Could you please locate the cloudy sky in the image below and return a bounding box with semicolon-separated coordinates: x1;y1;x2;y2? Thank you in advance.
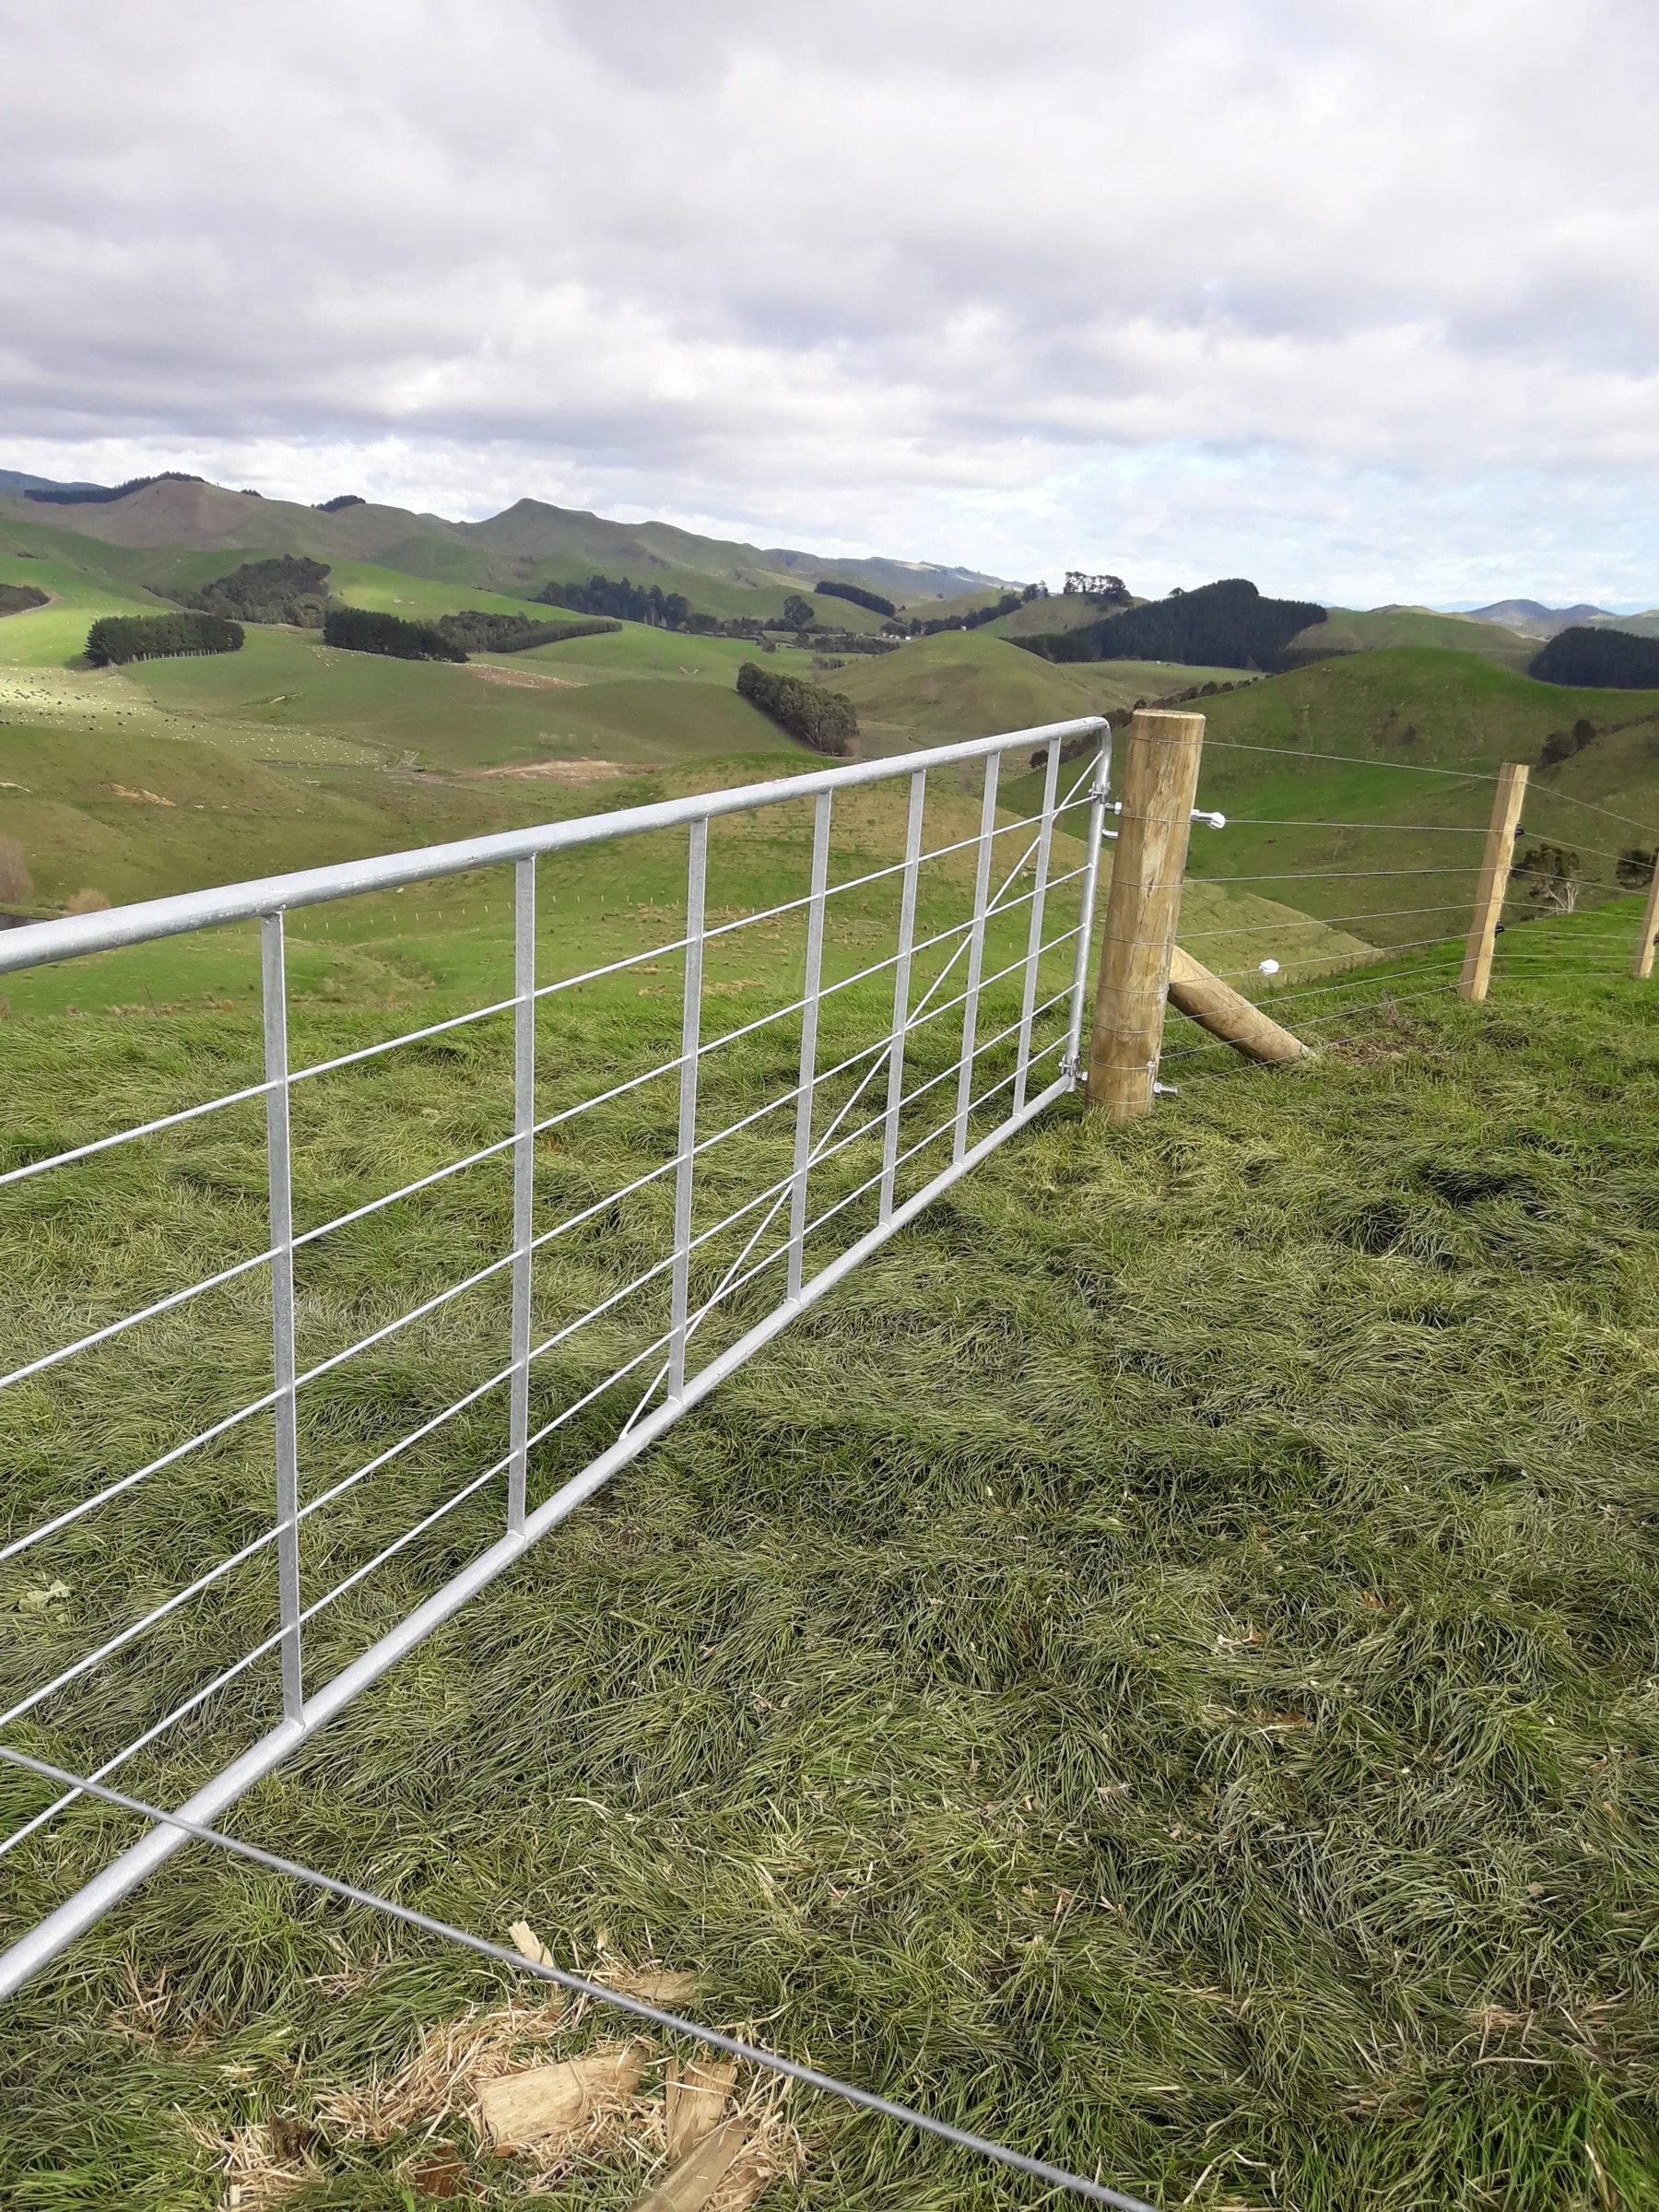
4;0;1656;606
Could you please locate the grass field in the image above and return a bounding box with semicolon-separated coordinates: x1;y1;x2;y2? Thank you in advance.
1;895;1656;2207
1288;608;1537;672
5;554;1659;2208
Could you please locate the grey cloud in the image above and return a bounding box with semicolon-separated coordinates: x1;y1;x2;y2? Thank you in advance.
3;0;1657;599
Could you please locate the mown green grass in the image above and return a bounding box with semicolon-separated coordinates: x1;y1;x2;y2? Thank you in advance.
1;906;1657;2208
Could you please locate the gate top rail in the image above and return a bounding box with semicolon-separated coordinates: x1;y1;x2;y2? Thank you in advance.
0;715;1106;976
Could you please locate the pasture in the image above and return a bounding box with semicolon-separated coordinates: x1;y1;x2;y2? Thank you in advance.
1;912;1656;2208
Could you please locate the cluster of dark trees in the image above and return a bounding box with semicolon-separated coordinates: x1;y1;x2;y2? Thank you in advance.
535;573;695;629
0;583;49;618
316;494;366;512
1017;578;1326;672
169;555;332;628
322;607;466;662
814;579;896;618
28;472;204;507
86;612;243;665
432;610;619;653
735;661;858;756
1537;715;1599;768
1063;571;1131;604
1530;627;1659;689
1512;842;1583;914
1617;846;1656;888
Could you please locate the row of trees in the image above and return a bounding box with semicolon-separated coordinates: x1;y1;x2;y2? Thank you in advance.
432;610;620;653
898;590;1025;639
735;662;858;756
535;574;696;629
86;612;243;665
322;607;465;662
814;578;896;618
0;583;48;618
28;472;204;507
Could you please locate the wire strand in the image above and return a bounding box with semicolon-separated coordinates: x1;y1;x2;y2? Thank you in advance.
0;1742;1159;2212
1204;739;1497;780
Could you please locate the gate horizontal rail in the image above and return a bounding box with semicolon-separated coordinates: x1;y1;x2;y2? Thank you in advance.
0;715;1109;1997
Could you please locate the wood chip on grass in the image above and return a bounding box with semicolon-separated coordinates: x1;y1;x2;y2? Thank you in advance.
511;1918;701;2008
666;2055;738;2159
631;2115;748;2210
477;2043;646;2152
313;1993;572;2141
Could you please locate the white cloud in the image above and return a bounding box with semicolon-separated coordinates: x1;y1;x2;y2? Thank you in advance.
3;0;1656;602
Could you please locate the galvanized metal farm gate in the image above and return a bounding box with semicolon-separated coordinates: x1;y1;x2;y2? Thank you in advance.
0;715;1110;1994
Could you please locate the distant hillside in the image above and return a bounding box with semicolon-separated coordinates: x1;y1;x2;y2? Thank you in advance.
1588;607;1659;641
0;468;106;496
1458;598;1612;640
1291;605;1535;671
1018;577;1326;673
0;473;1007;628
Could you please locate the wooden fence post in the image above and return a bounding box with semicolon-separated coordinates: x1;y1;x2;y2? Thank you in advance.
1087;708;1206;1121
1458;761;1528;1003
1633;858;1659;981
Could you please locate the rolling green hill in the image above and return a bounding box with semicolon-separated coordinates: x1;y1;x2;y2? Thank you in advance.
0;520;174;666
1292;604;1536;670
0;478;1005;628
830;630;1256;748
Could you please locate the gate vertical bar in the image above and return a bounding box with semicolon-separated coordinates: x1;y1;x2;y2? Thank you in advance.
953;752;1001;1160
668;817;709;1398
1064;726;1112;1086
506;858;535;1535
788;792;832;1298
1013;735;1063;1115
880;771;927;1221
260;913;303;1723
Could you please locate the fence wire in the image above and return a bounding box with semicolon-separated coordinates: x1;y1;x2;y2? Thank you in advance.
1163;736;1657;1074
0;717;1110;2000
